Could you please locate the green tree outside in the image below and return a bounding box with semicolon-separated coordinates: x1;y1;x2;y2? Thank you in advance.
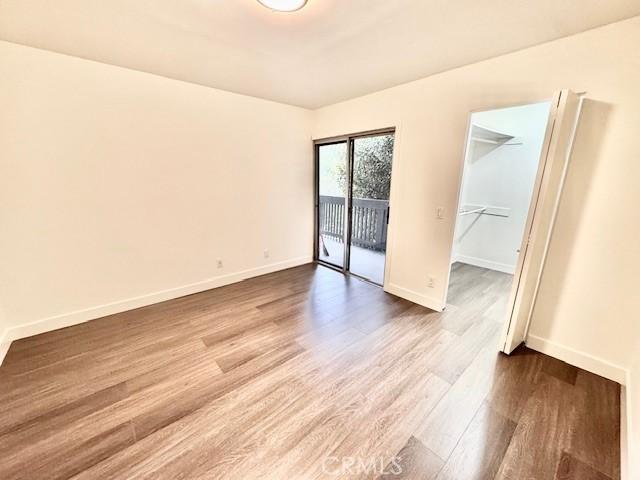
336;134;394;200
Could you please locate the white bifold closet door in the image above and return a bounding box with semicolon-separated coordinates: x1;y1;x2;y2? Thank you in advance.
501;90;583;354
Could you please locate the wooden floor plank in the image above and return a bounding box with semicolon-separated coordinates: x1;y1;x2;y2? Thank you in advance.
414;345;502;461
555;451;613;480
0;263;620;479
380;436;443;480
567;371;621;479
486;345;545;423
435;402;516;480
494;373;582;480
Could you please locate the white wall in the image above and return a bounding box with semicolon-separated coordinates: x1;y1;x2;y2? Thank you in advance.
313;16;640;384
453;102;550;274
0;41;314;347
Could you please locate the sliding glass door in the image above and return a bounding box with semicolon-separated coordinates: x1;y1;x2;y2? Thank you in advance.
315;131;394;285
316;142;348;268
348;134;393;284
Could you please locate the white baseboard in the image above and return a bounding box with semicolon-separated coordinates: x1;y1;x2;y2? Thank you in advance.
385;283;444;312
453;254;515;274
0;256;312;366
527;333;631;478
525;334;627;384
621;384;629;480
624;368;639;480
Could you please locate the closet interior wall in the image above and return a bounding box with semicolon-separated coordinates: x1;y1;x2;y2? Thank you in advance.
452;102;551;274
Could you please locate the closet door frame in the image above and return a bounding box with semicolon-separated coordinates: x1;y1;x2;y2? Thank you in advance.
444;98;554;313
500;90;583;353
313;128;396;285
445;90;583;355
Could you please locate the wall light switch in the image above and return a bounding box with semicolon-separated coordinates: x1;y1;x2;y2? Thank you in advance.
436;207;445;219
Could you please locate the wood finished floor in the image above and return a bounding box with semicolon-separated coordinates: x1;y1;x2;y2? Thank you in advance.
0;263;620;479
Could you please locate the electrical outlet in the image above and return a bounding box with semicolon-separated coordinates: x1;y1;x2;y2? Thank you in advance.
263;249;270;259
427;276;435;288
217;259;223;269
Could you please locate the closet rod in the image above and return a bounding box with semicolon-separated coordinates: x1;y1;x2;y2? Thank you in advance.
459;207;486;216
458;207;510;218
480;212;509;218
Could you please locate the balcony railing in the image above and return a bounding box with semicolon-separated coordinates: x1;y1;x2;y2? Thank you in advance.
319;195;389;252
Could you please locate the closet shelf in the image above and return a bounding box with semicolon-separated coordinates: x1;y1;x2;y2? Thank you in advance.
470;124;520;145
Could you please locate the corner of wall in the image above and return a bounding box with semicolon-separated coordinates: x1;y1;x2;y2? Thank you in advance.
526;336;634;478
621;379;630;480
624;346;640;480
0;306;10;365
0;330;10;366
0;256;312;366
385;283;445;312
525;334;627;384
620;383;627;480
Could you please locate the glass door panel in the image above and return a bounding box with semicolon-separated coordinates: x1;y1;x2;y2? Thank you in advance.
348;134;394;284
317;142;348;268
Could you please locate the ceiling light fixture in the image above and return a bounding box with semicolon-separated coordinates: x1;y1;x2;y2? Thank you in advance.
256;0;308;12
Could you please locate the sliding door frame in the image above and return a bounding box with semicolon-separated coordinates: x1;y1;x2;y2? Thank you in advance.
314;127;396;285
313;139;350;270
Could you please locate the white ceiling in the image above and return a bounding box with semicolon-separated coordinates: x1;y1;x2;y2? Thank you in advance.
1;0;639;108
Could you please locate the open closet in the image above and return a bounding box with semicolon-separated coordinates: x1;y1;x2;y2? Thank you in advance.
446;92;583;354
452;102;551;275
